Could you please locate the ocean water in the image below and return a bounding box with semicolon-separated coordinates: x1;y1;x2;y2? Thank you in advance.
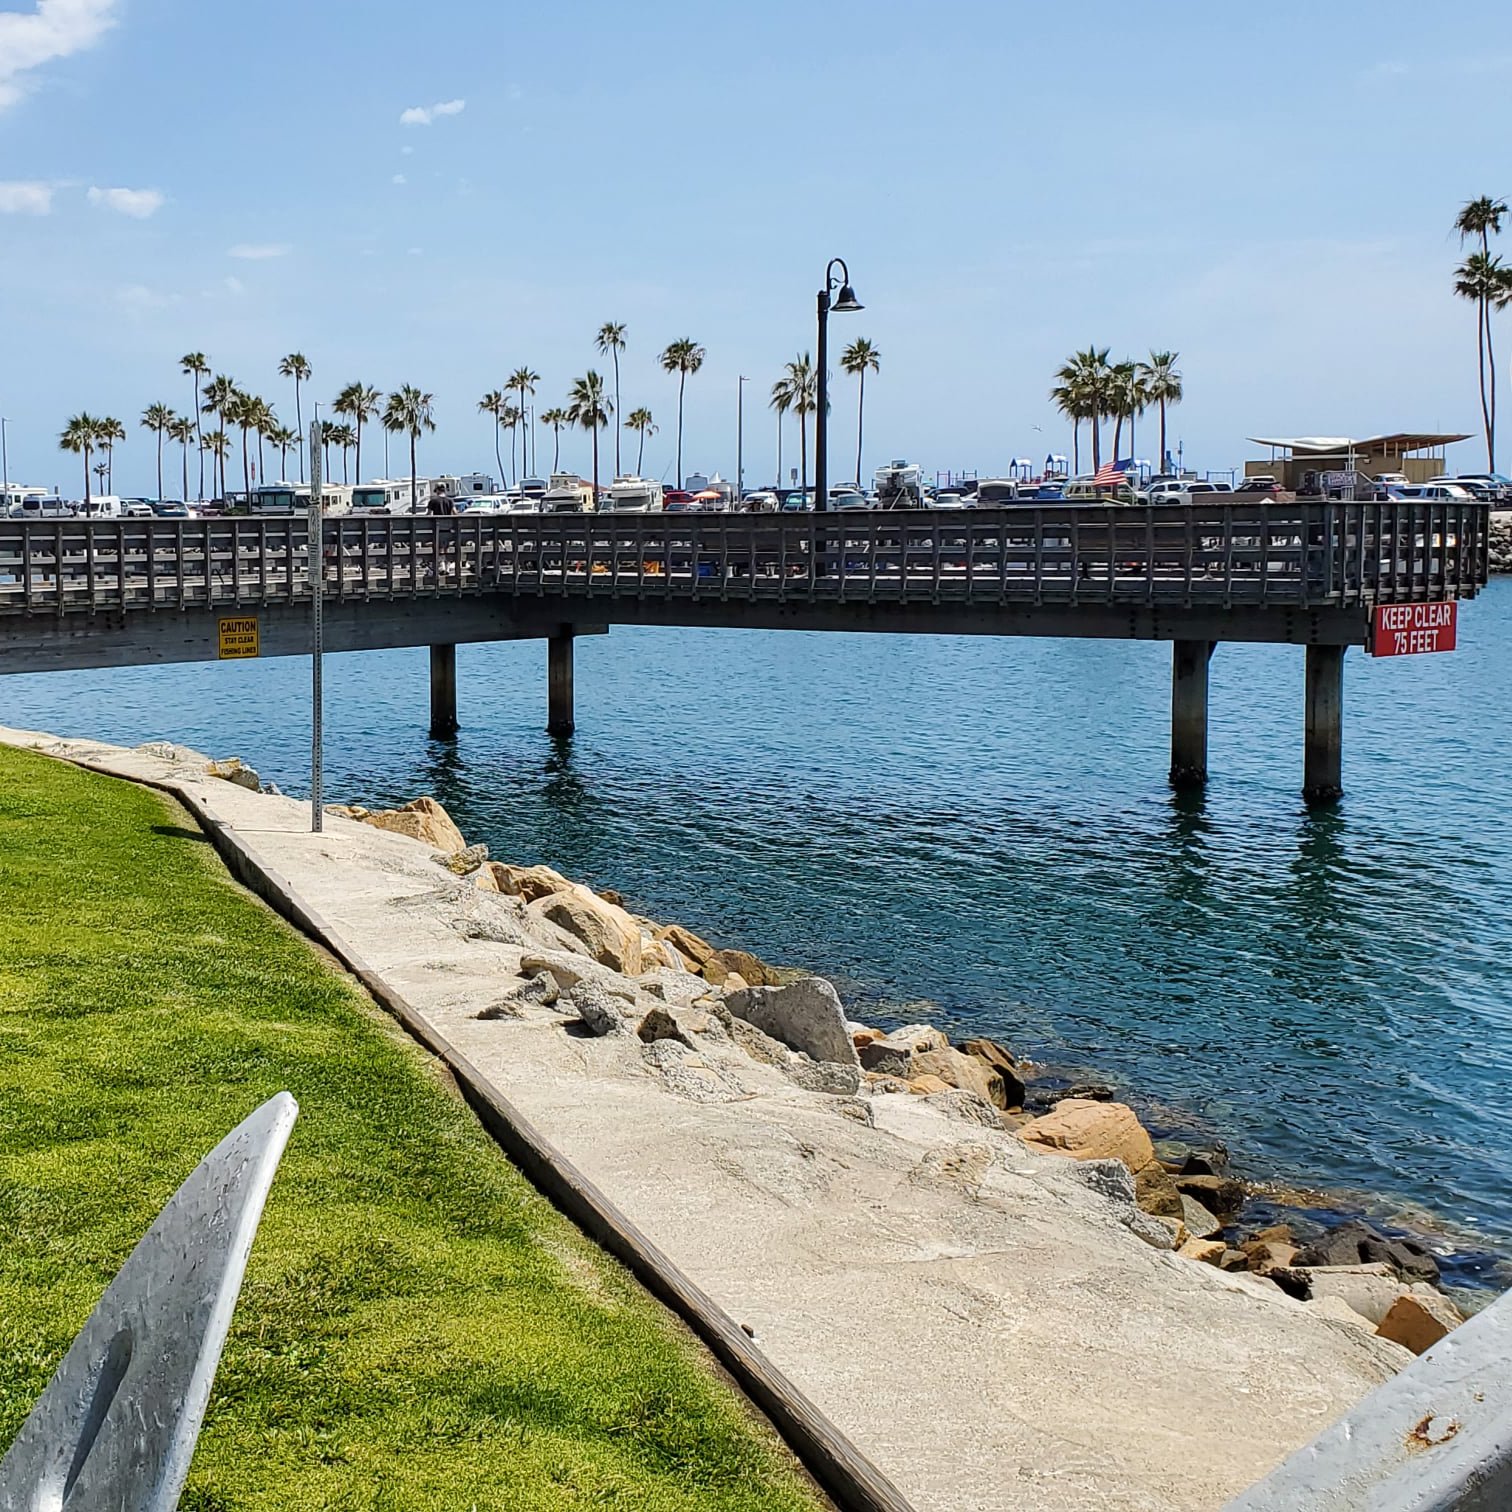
6;580;1510;1275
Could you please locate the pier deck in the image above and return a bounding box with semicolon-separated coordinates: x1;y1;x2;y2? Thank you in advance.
0;503;1490;798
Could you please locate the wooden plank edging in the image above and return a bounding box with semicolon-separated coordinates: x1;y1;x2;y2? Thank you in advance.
27;748;915;1512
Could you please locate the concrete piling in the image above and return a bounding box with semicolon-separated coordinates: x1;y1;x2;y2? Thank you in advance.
429;644;458;739
1303;644;1345;803
548;631;574;736
1169;639;1216;790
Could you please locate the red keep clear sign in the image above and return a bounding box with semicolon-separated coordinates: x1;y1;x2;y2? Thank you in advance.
1370;601;1457;657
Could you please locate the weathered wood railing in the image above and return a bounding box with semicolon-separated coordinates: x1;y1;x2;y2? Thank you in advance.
0;502;1490;616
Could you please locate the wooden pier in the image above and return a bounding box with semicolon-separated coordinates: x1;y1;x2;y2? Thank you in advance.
0;502;1490;798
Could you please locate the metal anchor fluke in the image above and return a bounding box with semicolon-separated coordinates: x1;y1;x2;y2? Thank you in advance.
0;1091;299;1512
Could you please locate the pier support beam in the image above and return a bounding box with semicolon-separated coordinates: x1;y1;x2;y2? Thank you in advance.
1169;639;1216;789
429;644;458;739
1303;644;1345;803
547;631;574;736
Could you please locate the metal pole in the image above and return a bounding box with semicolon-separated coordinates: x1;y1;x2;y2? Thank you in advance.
737;377;746;506
308;421;324;833
1;419;9;507
815;287;829;512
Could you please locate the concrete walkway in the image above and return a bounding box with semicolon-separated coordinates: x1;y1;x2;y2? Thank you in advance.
2;727;1411;1512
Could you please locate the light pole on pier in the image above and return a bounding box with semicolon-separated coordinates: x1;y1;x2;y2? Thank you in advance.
814;257;863;512
1;418;9;506
737;376;748;506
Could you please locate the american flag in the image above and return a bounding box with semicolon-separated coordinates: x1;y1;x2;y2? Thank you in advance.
1091;459;1128;488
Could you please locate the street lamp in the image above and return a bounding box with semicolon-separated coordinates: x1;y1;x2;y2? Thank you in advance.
737;376;748;506
814;257;862;512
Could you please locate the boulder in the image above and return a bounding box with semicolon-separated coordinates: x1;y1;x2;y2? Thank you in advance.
721;971;750;993
909;1048;1003;1108
851;1025;886;1048
637;1006;692;1047
1294;1221;1440;1284
1246;1242;1300;1275
961;1038;1027;1109
1180;1196;1223;1240
1064;1081;1115;1102
724;978;858;1067
656;923;715;969
433;842;488;876
1301;1266;1407;1326
571;982;629;1037
1377;1291;1463;1355
1174;1174;1247;1222
355;796;466;852
207;756;261;791
1179;1147;1230;1178
530;889;643;975
857;1024;950;1079
639;938;690;974
474;865;502;892
1018;1099;1157;1177
1179;1238;1226;1266
1219;1249;1250;1272
1153;1214;1190;1247
702;947;780;988
486;862;574;901
520;951;638;1003
908;1074;953;1095
1135;1164;1186;1219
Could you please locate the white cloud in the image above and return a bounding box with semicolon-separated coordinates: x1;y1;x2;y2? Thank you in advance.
223;275;245;296
117;283;177;314
0;0;118;112
87;185;163;218
399;97;465;126
0;180;53;214
391;173;406;185
228;242;290;260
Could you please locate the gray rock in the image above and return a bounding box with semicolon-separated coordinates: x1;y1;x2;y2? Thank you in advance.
522;951;638;1002
637;1006;692;1047
1181;1195;1223;1240
571;982;629;1036
1125;1209;1179;1251
858;1041;914;1078
1061;1158;1138;1208
1295;1220;1440;1284
640;1040;749;1103
919;1089;1002;1129
785;1059;863;1096
432;842;489;876
725;978;859;1067
473;999;522;1021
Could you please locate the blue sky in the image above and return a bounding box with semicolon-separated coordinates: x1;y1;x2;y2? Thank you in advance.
2;0;1510;495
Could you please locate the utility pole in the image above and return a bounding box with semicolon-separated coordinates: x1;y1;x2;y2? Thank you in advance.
737;377;747;505
309;421;324;833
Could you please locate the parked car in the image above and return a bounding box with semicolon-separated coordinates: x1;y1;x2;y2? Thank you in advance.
831;487;870;511
1453;472;1512;502
1397;483;1476;502
150;501;192;518
1236;475;1282;494
1426;475;1494;501
7;495;75;519
780;490;813;512
741;490;779;512
1147;479;1222;504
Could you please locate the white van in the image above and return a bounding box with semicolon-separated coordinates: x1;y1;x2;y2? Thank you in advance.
77;496;154;520
6;494;74;519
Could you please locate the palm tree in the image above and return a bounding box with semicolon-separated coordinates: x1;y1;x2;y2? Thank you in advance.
180;353;209;500
567;372;611;501
278;353;312;481
840;338;879;487
624;407;656;475
98;417;125;492
540;407;568;470
1058;347;1112;470
478;390;510;488
382;385;436;511
166;413;195;501
596;323;627;473
315;419;339;478
326;422;357;483
1455;198;1508;469
1137;351;1183;473
770;355;817;492
93;460;109;494
59;414;104;505
200;375;238;500
200;431;230;499
659;338;705;487
508;367;540;481
226;390;262;500
1108;361;1147;464
266;423;298;482
334;382;382;485
141;403;174;499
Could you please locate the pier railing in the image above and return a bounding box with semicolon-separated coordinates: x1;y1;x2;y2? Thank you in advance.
0;502;1489;617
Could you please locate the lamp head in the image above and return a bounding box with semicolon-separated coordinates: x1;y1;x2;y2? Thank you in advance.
832;282;863;313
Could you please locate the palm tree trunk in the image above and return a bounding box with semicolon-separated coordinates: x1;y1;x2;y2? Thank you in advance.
241;428;251;501
1090;413;1102;472
181;441;189;503
636;426;645;475
83;445;92;506
592;422;599;502
1113;416;1124;463
553;425;561;471
354;421;362;486
1487;298;1499;471
295;378;305;483
855;369;865;486
193;376;204;500
612;353;622;475
258;434;266;487
494;421;504;489
1072;420;1079;475
799;413;808;494
1477;301;1492;470
776;413;783;488
1159;401;1167;470
409;431;417;512
156;433;164;500
676;372;686;488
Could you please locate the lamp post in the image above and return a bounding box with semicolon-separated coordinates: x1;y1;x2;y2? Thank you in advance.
814;257;862;512
1;418;9;506
737;376;748;507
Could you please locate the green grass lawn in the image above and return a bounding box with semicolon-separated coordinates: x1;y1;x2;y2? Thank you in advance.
0;745;823;1511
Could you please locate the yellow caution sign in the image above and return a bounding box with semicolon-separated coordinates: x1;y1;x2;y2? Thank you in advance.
217;616;260;659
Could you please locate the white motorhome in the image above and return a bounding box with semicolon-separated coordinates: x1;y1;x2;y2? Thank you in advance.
6;490;73;519
542;473;595;512
606;476;664;512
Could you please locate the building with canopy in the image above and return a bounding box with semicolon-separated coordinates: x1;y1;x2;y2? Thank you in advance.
1244;433;1470;490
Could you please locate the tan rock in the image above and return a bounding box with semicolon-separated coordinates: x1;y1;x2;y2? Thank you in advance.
1249;1242;1300;1275
908;1074;953;1095
1180;1196;1223;1240
851;1026;886;1048
1018;1099;1157;1176
357;796;466;853
639;938;689;974
1376;1291;1463;1355
474;864;501;892
1135;1164;1185;1219
529;888;644;975
721;971;750;992
1153;1215;1190;1247
703;947;778;988
434;842;488;876
961;1037;1027;1109
486;862;574;901
910;1048;1003;1109
656;923;715;968
1179;1238;1226;1266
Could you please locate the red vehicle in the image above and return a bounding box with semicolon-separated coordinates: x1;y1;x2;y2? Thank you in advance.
662;489;695;511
